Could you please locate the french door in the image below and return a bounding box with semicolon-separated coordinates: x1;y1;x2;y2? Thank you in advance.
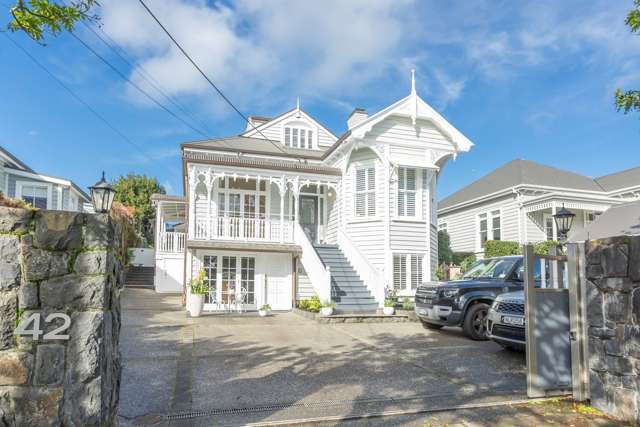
217;191;266;239
202;255;256;310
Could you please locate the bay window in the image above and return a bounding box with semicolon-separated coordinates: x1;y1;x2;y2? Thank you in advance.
393;253;423;291
397;167;417;217
354;166;376;218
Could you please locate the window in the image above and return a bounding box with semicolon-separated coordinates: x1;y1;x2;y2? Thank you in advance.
438;223;448;232
397;167;417;217
354;167;375;217
491;210;501;240
393;254;423;291
284;126;314;149
240;257;255;304
545;215;554;241
478;213;488;248
478;210;501;249
19;184;48;209
203;255;218;304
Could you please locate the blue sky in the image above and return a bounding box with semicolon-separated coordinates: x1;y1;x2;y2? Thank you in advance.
1;0;639;198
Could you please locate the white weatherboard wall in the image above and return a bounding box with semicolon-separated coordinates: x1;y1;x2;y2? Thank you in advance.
439;194;521;254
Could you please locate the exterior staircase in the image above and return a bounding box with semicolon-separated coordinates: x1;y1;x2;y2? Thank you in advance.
125;266;155;289
313;244;378;313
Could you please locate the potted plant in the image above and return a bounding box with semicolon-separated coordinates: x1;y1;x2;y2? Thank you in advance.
258;304;271;317
187;269;208;317
382;286;396;315
320;300;336;316
383;298;396;315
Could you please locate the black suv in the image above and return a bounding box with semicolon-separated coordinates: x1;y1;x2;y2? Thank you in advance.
414;256;525;340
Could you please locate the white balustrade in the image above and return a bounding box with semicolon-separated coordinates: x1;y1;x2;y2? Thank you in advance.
193;216;295;243
158;232;186;253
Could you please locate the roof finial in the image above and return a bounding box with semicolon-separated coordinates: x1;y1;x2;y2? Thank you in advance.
411;69;416;95
296;96;300;110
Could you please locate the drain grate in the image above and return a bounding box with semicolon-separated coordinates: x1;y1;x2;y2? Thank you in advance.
163;388;524;421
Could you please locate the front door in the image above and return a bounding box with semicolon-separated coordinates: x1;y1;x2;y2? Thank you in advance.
299;195;318;242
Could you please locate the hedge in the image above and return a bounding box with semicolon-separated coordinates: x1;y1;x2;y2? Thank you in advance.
452;251;475;265
484;240;522;257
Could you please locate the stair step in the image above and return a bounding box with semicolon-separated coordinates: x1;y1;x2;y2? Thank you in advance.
333;297;376;304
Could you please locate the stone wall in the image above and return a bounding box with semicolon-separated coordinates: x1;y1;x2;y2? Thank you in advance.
0;207;123;426
585;235;640;424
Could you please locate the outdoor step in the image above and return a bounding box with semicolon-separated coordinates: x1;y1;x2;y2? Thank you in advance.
334;304;379;312
332;279;365;286
333;296;376;304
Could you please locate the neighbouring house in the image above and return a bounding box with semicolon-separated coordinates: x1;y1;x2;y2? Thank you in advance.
152;74;473;312
438;159;640;257
0;145;90;211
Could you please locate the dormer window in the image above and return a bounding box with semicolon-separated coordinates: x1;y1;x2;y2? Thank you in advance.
284;126;314;149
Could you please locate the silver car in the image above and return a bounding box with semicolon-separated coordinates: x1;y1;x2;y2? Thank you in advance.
486;290;525;351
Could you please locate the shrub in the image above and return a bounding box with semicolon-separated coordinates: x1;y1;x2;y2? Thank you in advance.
402;297;414;311
484;240;522;258
436;266;445;280
384;298;396;308
452;251;475;265
459;255;477;273
259;304;271;311
534;240;561;256
297;299;309;310
307;295;322;313
0;192;32;209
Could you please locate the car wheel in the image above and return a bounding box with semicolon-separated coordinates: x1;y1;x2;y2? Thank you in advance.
463;303;490;340
421;321;443;330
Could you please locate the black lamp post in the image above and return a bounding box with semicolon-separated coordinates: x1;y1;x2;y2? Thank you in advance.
89;172;116;213
553;203;576;242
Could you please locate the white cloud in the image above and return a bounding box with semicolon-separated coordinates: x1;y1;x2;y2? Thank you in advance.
99;0;417;112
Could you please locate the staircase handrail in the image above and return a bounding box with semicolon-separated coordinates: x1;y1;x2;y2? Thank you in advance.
294;222;332;302
337;229;384;307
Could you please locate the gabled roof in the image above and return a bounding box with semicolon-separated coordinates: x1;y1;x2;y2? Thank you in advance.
241;107;339;141
0;145;34;172
439;159;605;210
347;91;474;154
595;167;640;192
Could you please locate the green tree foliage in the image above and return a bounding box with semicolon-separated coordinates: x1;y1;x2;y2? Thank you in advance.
615;0;640;114
7;0;99;42
437;230;453;264
112;174;165;247
484;240;522;258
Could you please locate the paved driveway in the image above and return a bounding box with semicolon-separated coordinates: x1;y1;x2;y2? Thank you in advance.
118;289;526;426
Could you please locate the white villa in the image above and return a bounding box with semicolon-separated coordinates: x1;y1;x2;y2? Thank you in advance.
152;75;472;312
438;159;640;257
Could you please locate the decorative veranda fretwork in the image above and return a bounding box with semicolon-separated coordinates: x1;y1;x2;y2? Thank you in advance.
187;165;339;197
186;165;340;243
523;199;616;214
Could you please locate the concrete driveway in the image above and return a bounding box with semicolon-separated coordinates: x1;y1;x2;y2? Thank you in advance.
117;289;526;426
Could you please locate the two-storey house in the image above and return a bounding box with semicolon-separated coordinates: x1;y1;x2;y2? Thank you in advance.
153;76;472;312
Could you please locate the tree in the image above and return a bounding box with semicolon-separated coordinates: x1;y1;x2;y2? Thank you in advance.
112;174;165;247
7;0;99;42
437;230;453;265
615;0;640;114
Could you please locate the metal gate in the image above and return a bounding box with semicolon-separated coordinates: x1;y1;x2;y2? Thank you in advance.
523;244;572;398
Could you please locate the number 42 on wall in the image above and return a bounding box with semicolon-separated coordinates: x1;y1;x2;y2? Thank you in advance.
14;313;71;340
